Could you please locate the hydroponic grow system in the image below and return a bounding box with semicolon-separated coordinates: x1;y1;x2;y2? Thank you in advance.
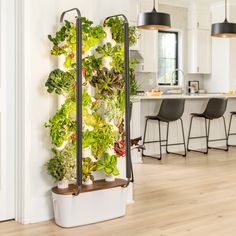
51;8;133;228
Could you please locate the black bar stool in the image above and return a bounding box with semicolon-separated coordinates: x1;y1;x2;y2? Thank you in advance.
142;99;186;160
187;98;228;154
228;111;236;146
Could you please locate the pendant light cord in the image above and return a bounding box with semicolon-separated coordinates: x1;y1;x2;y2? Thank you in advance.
225;0;228;21
152;0;157;11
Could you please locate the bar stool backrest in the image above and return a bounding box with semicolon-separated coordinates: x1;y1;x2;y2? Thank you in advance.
158;99;185;122
203;98;228;119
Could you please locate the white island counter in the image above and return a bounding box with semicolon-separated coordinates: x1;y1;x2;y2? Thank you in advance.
131;94;236;163
134;93;236;100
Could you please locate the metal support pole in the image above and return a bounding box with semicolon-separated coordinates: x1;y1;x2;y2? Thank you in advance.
60;8;82;195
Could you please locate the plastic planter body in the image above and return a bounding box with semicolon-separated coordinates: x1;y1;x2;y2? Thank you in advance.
52;187;128;228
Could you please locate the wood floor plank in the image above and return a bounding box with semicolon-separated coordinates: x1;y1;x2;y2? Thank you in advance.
1;149;236;235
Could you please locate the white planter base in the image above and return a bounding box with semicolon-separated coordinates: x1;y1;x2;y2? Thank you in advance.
52;186;128;228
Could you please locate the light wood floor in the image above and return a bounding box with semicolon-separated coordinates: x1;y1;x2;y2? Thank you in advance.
2;149;236;236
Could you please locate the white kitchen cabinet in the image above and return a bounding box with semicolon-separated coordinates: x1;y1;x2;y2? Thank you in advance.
138;0;157;72
188;29;211;74
188;6;211;30
139;30;157;72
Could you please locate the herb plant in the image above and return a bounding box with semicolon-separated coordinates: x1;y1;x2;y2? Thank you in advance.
82;157;97;182
96;153;119;176
46;144;76;182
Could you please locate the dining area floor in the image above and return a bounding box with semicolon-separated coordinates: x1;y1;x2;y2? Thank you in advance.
2;148;236;236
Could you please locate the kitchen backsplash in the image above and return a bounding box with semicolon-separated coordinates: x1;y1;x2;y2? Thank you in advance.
135;72;205;93
136;72;157;91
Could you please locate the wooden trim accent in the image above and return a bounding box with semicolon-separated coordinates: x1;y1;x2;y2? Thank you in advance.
52;178;128;195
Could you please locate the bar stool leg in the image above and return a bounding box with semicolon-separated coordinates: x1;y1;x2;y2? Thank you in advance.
165;119;186;157
205;118;210;154
166;122;169;154
180;118;187;157
187;116;208;154
142;119;162;160
208;116;228;151
187;116;194;151
223;116;229;150
228;113;233;137
158;120;162;160
227;113;236;147
142;119;148;157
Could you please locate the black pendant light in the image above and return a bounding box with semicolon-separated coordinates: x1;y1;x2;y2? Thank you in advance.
137;0;171;30
211;0;236;38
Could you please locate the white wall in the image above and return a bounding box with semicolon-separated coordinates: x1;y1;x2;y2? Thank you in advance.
21;0;138;224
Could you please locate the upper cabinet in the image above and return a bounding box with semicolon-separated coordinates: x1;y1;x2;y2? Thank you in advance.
188;29;211;74
187;4;212;74
138;0;157;72
188;6;211;30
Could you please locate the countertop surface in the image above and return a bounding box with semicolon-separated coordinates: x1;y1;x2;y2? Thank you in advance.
133;93;236;100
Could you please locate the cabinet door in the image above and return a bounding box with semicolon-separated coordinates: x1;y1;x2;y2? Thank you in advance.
188;29;211;74
139;0;157;72
188;8;211;30
140;30;157;72
188;29;197;73
197;30;211;74
197;10;211;30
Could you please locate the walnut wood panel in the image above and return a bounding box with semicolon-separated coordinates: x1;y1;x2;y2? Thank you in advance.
51;178;128;195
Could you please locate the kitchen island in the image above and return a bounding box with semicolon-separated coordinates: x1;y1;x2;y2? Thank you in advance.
131;94;236;163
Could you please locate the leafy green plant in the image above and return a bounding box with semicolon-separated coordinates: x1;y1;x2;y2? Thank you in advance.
48;18;106;58
48;20;71;45
46;144;76;182
45;69;75;95
96;43;113;57
96;153;119;176
45;99;76;147
104;16;139;46
90;68;123;96
83;112;116;158
82;157;97;182
82;55;103;81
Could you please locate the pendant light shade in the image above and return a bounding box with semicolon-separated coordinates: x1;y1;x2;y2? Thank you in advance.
137;0;171;30
211;0;236;38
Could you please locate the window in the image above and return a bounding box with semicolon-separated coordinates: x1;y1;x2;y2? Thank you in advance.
158;31;178;85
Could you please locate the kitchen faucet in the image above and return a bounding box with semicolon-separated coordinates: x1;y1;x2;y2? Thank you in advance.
171;68;184;86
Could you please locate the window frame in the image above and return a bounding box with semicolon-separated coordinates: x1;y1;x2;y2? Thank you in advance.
157;30;179;86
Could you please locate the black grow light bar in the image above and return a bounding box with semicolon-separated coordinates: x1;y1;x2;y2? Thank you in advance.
60;8;83;195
